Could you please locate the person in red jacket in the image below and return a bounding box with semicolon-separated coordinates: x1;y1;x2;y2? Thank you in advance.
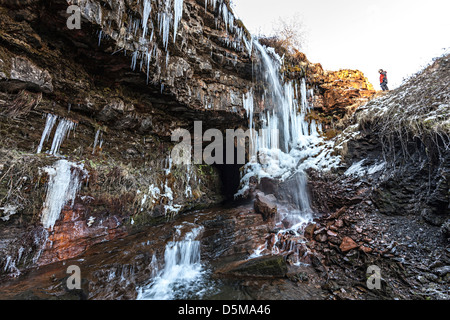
379;69;389;91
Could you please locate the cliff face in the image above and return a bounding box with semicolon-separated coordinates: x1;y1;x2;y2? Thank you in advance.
0;0;253;274
279;48;376;132
1;2;447;300
0;0;378;276
344;55;449;225
310;54;449;229
305;54;449;299
317;69;375;116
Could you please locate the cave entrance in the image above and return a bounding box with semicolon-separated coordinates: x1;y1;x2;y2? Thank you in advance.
214;142;245;202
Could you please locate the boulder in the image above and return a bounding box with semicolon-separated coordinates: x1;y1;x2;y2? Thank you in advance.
8;56;53;93
304;223;316;240
216;255;288;278
254;192;277;221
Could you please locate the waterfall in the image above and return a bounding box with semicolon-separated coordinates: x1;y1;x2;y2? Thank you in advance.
235;38;342;229
252;41;320;154
237;40;321;209
137;225;211;300
237;39;343;260
41;160;88;230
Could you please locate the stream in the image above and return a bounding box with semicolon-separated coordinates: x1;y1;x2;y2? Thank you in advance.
0;202;326;300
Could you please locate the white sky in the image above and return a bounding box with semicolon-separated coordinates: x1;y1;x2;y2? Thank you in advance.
232;0;450;89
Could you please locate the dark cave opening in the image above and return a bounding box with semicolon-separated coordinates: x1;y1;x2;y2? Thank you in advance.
214;142;245;202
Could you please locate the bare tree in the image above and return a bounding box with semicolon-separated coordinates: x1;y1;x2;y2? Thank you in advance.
272;13;307;52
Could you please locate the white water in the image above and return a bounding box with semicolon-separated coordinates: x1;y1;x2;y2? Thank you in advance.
41;160;87;230
137;225;211;300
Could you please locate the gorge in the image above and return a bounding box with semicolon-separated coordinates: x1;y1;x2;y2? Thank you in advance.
0;0;448;300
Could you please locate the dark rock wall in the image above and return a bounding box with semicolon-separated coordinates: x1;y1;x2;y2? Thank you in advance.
0;0;254;274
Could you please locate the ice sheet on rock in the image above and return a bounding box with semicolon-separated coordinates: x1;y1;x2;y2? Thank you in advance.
345;160;386;177
40;160;88;230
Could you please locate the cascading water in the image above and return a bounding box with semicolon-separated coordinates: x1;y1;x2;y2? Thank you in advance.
237;40;323;216
136;224;214;300
238;39;338;260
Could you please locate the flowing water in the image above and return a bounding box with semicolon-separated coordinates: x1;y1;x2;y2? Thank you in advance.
136;224;216;300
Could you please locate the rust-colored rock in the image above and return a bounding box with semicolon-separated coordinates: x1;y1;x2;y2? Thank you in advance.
327;206;348;221
340;236;359;252
320;69;376;116
327;230;338;237
335;219;344;228
38;204;127;266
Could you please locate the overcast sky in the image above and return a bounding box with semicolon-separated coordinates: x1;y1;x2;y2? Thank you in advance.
232;0;450;90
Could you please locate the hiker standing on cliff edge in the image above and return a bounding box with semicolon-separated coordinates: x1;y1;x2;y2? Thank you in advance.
379;69;389;91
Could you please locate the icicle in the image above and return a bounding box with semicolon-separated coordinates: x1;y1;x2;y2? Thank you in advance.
48;118;76;156
173;0;184;43
142;0;152;38
37;114;58;154
92;129;102;154
131;51;139;71
221;3;228;31
146;48;151;84
159;11;171;50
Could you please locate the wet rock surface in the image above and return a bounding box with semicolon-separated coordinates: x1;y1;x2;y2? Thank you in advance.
0;205;318;300
0;192;448;300
215;255;288;278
